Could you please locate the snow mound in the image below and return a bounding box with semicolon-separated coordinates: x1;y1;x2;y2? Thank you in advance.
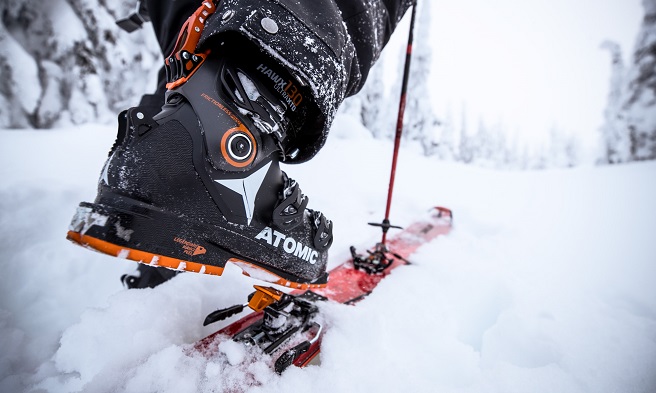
0;124;655;392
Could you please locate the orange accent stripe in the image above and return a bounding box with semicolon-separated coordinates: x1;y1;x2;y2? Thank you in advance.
67;231;224;276
67;231;327;289
168;2;215;59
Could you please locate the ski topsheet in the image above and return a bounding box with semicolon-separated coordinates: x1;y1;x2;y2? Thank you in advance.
195;206;452;372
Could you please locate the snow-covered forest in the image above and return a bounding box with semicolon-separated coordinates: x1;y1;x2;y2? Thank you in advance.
0;0;160;128
1;1;655;393
600;0;656;163
343;0;656;167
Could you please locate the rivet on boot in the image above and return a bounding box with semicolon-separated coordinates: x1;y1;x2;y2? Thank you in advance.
222;10;235;22
261;17;278;34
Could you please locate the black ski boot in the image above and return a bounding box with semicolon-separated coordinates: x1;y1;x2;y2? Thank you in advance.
68;45;332;289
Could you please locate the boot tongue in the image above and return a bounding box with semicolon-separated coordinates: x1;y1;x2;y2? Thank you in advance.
249;62;306;116
219;56;311;158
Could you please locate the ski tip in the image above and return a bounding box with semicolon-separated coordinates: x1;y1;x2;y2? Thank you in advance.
433;206;453;221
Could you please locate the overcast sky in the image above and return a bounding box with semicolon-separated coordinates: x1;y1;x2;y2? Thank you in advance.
388;0;645;157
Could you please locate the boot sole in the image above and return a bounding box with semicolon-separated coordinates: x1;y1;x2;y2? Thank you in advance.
67;203;327;289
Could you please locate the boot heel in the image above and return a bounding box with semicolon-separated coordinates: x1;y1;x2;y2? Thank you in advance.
67;203;229;276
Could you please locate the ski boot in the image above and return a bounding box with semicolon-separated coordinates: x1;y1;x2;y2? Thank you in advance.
67;43;333;289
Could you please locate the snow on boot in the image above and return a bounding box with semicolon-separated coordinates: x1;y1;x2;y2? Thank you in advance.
67;45;332;288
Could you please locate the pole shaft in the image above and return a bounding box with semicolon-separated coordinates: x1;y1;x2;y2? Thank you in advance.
382;3;418;245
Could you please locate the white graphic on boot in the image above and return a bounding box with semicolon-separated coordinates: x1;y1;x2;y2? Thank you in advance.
215;161;271;225
99;151;115;185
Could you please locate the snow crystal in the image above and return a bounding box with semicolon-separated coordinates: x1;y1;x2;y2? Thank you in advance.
303;36;318;53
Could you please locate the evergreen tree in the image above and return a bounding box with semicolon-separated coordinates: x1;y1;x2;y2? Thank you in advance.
436;105;456;161
403;0;440;152
0;0;159;128
360;61;387;137
600;0;656;162
600;41;631;163
458;104;474;164
624;0;656;160
489;122;508;168
473;117;491;164
548;126;581;168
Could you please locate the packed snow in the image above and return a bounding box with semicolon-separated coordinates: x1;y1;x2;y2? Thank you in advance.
1;116;655;392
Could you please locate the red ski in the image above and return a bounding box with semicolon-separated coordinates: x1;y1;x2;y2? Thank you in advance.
194;206;452;372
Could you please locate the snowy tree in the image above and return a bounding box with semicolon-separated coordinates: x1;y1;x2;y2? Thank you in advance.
488;123;509;167
349;43;398;140
402;1;441;153
600;0;656;163
337;95;364;119
467;118;512;168
0;0;159;128
457;105;475;164
600;41;631;163
360;61;387;137
624;0;656;161
504;134;520;168
474;117;498;165
547;126;581;168
435;105;457;161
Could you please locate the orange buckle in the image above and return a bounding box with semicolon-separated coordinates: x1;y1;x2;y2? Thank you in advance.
248;285;285;312
165;1;218;89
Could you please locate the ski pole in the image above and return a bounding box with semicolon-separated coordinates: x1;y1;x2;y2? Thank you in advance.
372;2;418;245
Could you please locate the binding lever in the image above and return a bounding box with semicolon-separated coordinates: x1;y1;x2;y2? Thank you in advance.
203;285;284;326
274;322;323;374
350;243;395;274
248;285;285;312
164;1;218;89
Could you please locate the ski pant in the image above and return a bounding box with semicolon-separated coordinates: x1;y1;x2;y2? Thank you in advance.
141;0;413;162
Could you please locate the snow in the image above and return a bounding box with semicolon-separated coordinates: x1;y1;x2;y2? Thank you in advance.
0;23;41;118
237;72;261;102
46;1;87;54
1;117;655;392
